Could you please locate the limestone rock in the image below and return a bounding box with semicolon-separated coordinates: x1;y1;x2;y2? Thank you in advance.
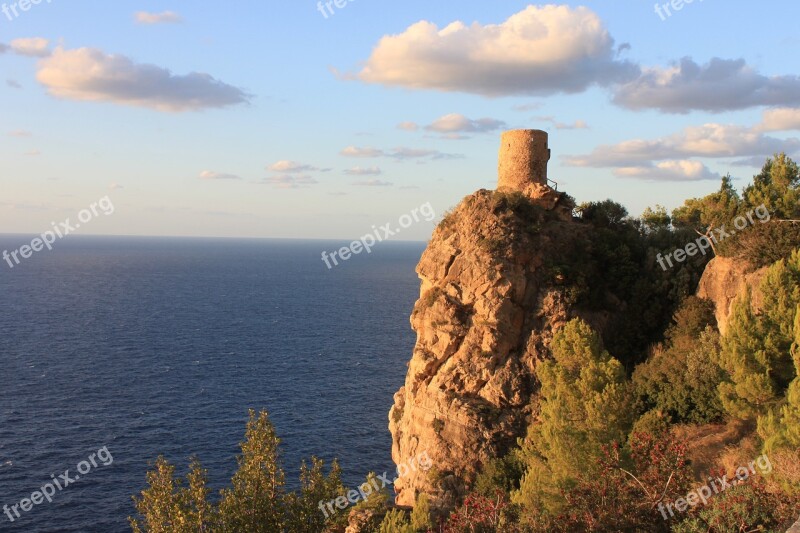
388;189;607;510
697;256;768;335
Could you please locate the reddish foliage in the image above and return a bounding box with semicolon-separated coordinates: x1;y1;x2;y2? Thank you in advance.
438;491;512;533
555;431;694;532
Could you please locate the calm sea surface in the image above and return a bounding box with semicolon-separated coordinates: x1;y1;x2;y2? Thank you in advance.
0;236;423;532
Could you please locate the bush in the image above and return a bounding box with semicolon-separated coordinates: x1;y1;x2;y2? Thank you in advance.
671;477;800;533
473;454;525;497
440;491;521;533
555;431;692;532
378;509;415;533
410;493;433;531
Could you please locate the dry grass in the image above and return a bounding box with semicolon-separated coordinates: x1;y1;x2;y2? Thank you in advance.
672;418;757;479
770;448;800;493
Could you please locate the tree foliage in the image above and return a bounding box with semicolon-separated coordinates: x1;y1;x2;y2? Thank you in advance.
633;297;725;423
742;153;800;219
719;252;800;418
513;319;633;515
130;410;346;533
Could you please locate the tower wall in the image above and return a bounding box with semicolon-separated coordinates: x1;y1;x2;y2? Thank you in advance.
498;129;550;192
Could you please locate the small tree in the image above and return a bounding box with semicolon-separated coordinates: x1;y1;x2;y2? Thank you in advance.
640;205;671;234
410;493;433;531
742;153;800;219
284;457;346;532
441;491;519;533
217;410;286;532
130;457;214;533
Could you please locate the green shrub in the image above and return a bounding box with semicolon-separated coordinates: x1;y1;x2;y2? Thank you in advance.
473;453;525;497
378;509;414;533
410;493;433;531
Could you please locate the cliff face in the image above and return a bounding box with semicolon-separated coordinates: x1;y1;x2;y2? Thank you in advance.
388;188;597;508
697;256;768;335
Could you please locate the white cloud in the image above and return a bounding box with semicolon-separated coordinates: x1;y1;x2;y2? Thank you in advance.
614;160;720;182
7;38;50;57
614;57;800;113
564;122;800;168
8;130;32;137
261;175;318;189
36;47;250;112
536;116;589;130
357;5;638;96
135;11;183;25
199;171;242;180
353;179;393;187
425;113;506;134
345;166;382;176
757;107;800;132
340;145;463;161
109;182;124;191
397;121;419;131
340;146;385;158
267;160;318;173
392;147;463;160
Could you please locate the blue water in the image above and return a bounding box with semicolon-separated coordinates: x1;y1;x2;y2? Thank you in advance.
0;236;423;532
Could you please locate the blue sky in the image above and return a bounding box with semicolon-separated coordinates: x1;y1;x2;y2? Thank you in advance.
2;0;799;240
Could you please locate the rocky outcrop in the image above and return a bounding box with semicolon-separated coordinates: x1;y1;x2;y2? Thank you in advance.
387;188;607;509
697;256;768;335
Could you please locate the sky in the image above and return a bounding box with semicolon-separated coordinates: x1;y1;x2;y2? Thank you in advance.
1;0;799;241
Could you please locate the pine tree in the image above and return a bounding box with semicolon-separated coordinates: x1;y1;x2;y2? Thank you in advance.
130;457;214;533
218;410;286;533
742;153;800;218
284;457;346;532
758;304;800;450
513;319;633;515
720;253;800;417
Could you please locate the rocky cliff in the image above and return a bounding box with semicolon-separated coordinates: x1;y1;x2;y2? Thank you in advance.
697;256;768;336
386;185;613;509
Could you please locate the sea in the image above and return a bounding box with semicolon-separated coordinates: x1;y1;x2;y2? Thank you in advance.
0;236;424;532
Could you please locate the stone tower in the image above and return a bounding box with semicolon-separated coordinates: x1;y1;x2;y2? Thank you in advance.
498;129;550;192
